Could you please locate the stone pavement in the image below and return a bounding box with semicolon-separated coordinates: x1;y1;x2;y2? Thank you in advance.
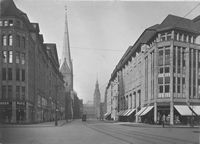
0;120;68;128
113;121;200;129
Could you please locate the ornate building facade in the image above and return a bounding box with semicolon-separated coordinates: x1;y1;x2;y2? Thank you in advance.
105;14;200;125
0;0;66;123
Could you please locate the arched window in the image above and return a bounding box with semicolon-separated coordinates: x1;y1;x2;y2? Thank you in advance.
2;35;7;46
8;35;13;46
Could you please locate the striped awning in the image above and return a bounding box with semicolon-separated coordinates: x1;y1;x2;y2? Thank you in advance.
135;107;147;116
140;106;154;116
174;105;194;116
126;109;136;116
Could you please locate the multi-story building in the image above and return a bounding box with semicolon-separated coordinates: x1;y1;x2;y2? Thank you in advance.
105;14;200;125
0;0;66;123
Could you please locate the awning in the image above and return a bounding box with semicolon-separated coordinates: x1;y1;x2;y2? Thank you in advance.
118;111;124;116
174;105;194;116
140;106;154;116
126;109;136;116
135;107;147;116
190;106;200;116
104;112;110;117
123;109;131;116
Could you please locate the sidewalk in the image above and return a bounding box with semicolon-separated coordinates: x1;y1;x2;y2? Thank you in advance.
113;121;200;129
0;120;67;128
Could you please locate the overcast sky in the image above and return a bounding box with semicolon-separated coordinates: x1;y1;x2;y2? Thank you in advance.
14;0;200;103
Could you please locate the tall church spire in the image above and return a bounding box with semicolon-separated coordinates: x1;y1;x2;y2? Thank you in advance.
60;6;72;71
60;6;73;90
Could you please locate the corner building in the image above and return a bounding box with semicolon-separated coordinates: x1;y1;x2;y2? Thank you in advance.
0;0;66;123
105;14;200;125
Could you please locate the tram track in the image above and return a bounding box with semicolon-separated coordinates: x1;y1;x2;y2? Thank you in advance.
85;123;198;144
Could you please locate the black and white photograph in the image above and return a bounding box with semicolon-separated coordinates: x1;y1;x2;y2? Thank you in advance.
0;0;200;143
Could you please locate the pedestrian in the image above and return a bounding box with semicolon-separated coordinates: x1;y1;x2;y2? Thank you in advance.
162;115;165;128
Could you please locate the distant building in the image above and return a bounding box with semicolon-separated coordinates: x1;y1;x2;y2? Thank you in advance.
105;14;200;125
0;0;66;123
93;80;101;119
83;101;95;119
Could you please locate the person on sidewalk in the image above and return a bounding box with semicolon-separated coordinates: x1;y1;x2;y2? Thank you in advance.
162;115;166;128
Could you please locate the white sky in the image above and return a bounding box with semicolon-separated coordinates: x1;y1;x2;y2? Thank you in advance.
14;0;200;103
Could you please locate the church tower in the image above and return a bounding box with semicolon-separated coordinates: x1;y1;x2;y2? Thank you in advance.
93;80;101;119
60;7;74;119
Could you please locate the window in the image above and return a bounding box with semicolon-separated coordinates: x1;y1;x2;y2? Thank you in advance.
8;35;13;46
165;77;170;84
22;37;25;48
2;68;6;80
160;33;166;41
16;35;20;47
8;51;13;63
183;34;187;42
166;32;172;41
165;67;170;73
8;68;12;80
16;86;20;100
159;85;163;93
22;69;25;81
1;86;6;99
4;20;8;26
158;77;163;84
174;32;178;41
165;49;170;65
0;21;2;26
159;67;163;73
21;53;25;64
165;85;170;93
2;51;7;63
8;20;13;26
158;50;163;66
16;52;20;64
16;68;20;81
22;87;25;100
2;35;7;46
8;85;12;99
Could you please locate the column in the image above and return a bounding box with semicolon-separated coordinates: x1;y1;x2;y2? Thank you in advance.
170;41;174;125
154;102;157;123
135;91;138;123
11;102;16;123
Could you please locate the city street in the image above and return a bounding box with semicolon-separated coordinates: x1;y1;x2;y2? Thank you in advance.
1;119;199;144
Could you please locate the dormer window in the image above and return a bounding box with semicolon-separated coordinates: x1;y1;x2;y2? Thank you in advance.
160;33;166;41
166;32;172;41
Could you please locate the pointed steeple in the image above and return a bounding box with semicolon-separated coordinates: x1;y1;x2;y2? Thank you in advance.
93;79;101;119
60;6;73;90
60;6;72;71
